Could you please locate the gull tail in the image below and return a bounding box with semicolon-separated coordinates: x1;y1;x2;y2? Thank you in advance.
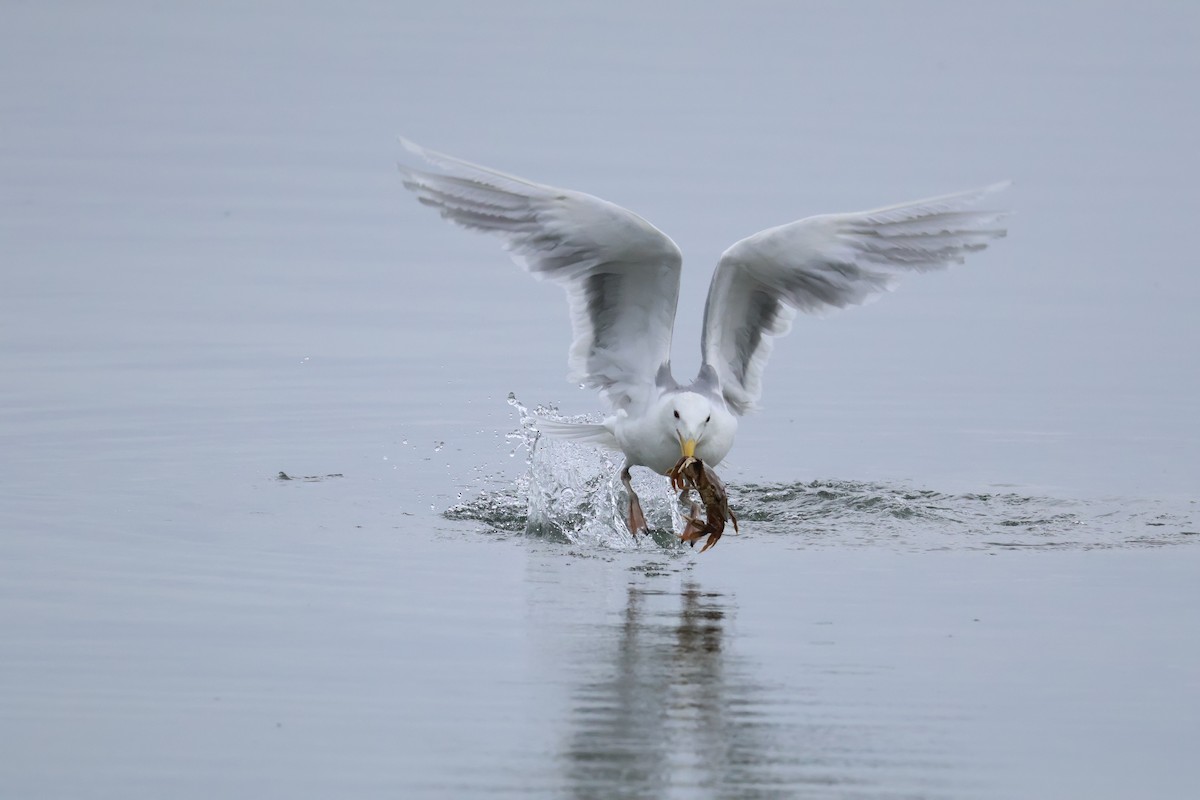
534;417;620;450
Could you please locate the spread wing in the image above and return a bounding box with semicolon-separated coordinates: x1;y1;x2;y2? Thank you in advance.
398;139;683;411
702;182;1010;414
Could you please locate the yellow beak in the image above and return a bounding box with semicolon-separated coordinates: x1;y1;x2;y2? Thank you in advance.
680;438;696;458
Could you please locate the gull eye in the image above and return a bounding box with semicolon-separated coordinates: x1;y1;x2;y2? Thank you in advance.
705;415;711;423
673;410;680;419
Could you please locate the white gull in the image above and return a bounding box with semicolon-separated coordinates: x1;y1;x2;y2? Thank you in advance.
398;139;1008;534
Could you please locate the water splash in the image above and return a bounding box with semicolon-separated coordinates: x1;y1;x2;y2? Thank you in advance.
449;394;683;550
448;403;1199;551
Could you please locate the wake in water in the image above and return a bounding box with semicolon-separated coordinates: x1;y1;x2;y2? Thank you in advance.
445;395;1199;552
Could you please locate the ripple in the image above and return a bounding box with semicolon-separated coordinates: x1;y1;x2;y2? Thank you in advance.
730;480;1197;550
449;476;1197;551
446;398;1198;551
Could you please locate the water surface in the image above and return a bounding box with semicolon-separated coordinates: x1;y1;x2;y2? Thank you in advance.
2;2;1198;798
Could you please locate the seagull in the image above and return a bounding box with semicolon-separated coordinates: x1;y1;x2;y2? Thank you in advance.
397;139;1008;535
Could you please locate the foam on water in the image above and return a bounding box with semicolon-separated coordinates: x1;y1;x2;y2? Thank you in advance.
445;396;1199;552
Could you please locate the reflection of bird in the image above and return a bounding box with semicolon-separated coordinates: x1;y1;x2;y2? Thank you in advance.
398;139;1008;534
562;584;737;793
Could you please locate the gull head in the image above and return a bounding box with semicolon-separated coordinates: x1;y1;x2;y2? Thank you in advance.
669;392;717;459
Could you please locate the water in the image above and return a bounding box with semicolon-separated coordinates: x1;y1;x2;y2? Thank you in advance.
455;396;1198;554
2;2;1199;798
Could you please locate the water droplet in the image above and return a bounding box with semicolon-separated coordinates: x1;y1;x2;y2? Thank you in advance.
433;441;444;452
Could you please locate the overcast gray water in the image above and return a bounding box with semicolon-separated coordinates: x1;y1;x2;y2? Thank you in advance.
2;2;1198;798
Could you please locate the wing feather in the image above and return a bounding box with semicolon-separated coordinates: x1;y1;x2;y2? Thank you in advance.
702;182;1010;414
398;139;683;410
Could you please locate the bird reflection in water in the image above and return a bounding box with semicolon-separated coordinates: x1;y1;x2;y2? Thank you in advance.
563;583;805;798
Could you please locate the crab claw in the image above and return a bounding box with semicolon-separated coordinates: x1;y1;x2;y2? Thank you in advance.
678;501;706;546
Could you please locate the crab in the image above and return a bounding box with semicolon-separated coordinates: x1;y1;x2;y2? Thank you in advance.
668;456;739;553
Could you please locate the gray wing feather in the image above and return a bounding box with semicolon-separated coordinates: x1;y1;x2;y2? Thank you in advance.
399;139;683;411
702;182;1010;414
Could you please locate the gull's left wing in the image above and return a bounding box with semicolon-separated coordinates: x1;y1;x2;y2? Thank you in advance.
701;183;1010;415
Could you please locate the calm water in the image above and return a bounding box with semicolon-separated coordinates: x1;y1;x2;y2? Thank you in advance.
2;2;1198;798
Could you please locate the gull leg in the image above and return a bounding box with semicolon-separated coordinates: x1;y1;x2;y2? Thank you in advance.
621;462;647;536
